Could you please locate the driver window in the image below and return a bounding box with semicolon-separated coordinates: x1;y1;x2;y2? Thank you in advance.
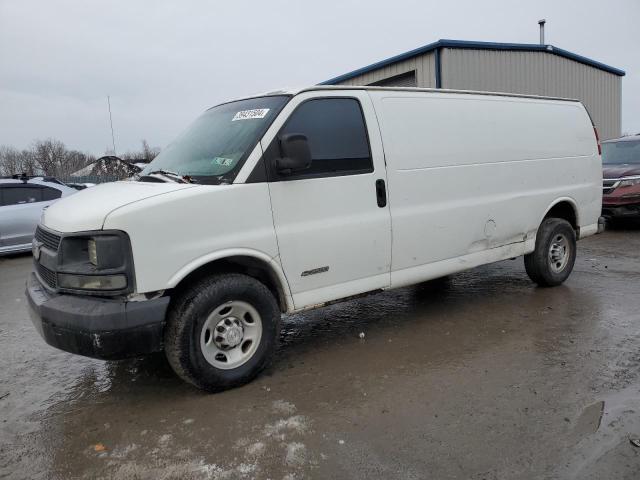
273;98;373;180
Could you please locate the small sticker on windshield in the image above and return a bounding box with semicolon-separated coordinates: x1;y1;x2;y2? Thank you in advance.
232;108;270;121
214;157;234;167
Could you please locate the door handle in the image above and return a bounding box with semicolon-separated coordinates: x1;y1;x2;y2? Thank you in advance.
375;179;387;208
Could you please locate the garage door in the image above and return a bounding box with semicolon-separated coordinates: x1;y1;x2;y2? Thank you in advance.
369;71;417;88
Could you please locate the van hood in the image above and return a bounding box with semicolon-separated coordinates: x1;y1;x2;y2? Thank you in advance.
603;164;640;179
42;181;198;232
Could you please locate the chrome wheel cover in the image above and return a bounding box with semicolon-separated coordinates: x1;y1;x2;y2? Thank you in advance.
200;301;262;370
548;233;571;273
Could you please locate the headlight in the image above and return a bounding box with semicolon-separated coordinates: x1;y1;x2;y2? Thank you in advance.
619;176;640;187
57;231;133;294
88;239;98;266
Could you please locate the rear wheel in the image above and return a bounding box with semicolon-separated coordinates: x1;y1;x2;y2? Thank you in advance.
524;218;576;287
164;273;280;392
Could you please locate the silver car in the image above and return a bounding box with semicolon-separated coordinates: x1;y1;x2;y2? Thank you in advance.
0;177;76;255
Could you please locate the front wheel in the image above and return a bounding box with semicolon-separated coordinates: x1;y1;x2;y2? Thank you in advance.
164;273;280;392
524;218;577;287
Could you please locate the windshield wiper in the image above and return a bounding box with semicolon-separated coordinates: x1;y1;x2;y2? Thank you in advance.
139;169;197;184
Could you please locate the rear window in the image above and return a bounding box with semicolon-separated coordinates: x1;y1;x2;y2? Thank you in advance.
1;186;42;206
41;186;62;201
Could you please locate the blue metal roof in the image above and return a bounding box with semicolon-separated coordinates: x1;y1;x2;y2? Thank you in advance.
320;39;625;85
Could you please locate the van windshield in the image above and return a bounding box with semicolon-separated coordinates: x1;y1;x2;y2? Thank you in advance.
602;139;640;165
141;95;289;184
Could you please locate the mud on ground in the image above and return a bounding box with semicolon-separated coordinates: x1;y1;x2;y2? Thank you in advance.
1;223;640;479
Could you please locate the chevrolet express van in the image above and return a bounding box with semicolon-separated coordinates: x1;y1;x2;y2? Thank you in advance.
27;86;603;391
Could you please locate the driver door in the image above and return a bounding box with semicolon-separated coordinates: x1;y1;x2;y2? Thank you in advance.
264;92;392;309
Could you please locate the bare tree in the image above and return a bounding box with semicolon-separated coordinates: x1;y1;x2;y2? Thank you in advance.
62;150;95;177
1;139;94;179
0;146;38;176
1;137;143;181
0;146;20;175
33;138;67;176
141;139;160;161
121;139;160;163
31;138;96;177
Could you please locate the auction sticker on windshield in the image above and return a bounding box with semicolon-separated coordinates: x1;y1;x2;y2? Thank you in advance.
214;157;234;167
232;109;270;121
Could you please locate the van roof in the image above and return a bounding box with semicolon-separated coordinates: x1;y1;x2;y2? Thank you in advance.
249;85;581;104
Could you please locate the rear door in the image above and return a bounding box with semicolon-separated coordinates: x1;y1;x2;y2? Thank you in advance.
263;91;391;308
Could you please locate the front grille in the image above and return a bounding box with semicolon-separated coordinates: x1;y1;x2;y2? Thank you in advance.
35;226;61;251
36;262;57;289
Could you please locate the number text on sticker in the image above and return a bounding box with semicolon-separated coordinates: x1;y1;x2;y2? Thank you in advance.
232;109;270;121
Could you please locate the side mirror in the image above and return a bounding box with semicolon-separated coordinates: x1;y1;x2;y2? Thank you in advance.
276;133;312;175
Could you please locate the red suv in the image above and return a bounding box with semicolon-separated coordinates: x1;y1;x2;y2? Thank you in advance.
602;134;640;219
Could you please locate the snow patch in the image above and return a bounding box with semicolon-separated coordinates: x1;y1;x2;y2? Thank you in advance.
236;463;256;475
272;399;297;415
285;442;306;467
264;415;309;437
246;441;265;457
109;443;139;459
158;434;172;447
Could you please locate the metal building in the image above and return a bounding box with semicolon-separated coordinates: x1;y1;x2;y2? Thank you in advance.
321;39;625;139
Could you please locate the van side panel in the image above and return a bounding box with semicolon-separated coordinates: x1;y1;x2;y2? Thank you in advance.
369;91;601;285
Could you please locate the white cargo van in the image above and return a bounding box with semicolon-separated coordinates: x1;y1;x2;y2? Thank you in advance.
27;86;603;391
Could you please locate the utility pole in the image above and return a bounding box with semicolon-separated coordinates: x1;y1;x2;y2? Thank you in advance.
107;95;116;156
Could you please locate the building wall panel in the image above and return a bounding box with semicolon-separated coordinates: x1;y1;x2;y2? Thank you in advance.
336;52;436;88
440;48;621;139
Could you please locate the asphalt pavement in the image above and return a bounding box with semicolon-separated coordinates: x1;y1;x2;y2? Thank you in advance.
1;224;640;479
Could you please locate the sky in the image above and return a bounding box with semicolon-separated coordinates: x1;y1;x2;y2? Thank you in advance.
1;0;638;155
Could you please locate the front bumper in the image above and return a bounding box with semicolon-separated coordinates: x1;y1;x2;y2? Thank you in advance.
26;273;170;360
602;203;640;218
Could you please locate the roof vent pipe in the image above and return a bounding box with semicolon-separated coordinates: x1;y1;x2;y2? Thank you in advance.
538;19;546;45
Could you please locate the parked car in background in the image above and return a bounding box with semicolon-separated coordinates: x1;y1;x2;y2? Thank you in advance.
0;176;76;255
602;134;640;219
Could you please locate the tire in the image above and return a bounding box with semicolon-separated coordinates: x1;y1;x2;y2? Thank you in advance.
164;273;280;392
524;218;577;287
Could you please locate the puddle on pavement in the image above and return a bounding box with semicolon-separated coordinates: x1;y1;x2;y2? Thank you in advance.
574;400;605;436
3;234;640;479
556;384;640;479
